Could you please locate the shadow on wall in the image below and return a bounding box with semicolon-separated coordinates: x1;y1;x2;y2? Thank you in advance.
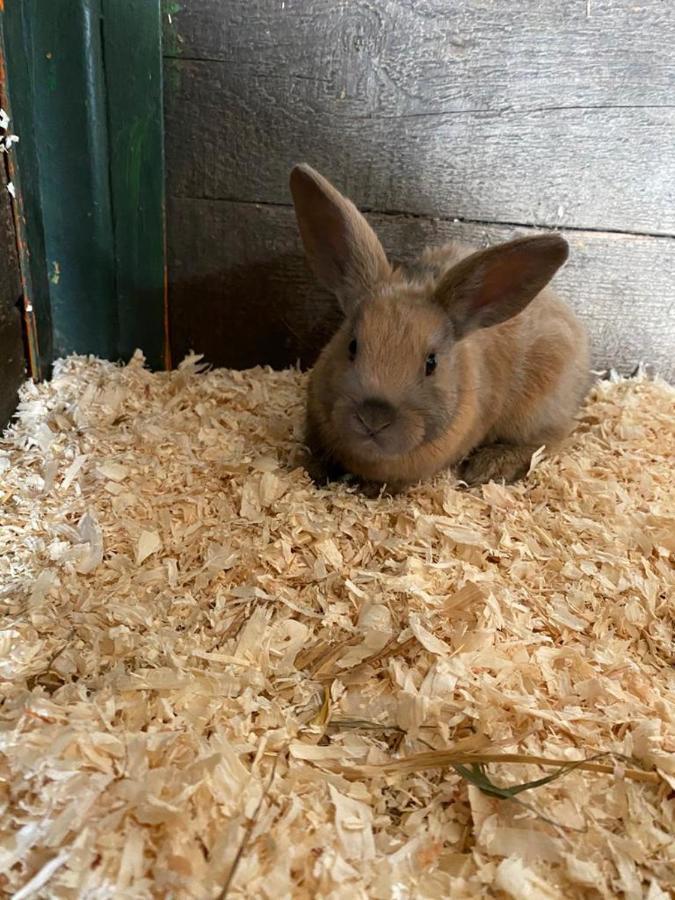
164;137;436;373
168;254;343;371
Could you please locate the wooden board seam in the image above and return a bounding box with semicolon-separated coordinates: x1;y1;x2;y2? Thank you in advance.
167;195;675;243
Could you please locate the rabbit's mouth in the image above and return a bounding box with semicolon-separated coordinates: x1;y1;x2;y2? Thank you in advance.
340;403;425;459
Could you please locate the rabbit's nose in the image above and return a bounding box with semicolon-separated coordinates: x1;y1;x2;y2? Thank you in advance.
356;398;396;435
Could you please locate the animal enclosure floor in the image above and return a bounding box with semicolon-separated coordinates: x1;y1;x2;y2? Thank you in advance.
1;354;673;899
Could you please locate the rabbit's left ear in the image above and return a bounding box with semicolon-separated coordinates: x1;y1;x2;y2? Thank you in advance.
433;235;569;338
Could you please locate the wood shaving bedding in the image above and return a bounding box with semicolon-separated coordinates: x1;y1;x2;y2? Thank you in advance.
0;351;673;899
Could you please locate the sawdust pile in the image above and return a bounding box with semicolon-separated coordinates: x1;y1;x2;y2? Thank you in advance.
1;352;673;899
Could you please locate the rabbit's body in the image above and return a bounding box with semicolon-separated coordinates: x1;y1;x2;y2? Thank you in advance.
291;165;590;489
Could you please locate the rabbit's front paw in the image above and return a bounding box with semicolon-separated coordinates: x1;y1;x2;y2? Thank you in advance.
458;444;536;486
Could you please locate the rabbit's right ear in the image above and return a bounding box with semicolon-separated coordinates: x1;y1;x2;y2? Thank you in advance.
289;164;391;315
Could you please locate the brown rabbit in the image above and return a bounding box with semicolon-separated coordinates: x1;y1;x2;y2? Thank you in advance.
289;164;590;491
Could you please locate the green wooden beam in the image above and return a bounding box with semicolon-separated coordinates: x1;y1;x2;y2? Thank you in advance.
102;0;168;368
25;0;118;364
0;0;167;375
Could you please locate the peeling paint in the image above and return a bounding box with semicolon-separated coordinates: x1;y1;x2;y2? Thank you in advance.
0;107;20;152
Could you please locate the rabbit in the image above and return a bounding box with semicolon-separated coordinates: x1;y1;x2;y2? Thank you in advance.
289;163;590;492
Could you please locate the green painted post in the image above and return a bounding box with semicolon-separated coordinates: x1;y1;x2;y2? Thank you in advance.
32;0;118;362
102;0;168;369
0;0;167;375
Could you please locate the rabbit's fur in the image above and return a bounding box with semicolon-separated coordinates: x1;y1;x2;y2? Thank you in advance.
290;164;590;491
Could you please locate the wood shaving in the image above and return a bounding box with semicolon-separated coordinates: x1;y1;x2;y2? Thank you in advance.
1;351;673;898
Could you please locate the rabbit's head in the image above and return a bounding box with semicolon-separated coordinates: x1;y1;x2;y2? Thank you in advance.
290;164;569;468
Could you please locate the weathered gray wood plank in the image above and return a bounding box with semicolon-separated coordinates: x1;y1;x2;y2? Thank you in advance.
0;162;25;431
164;0;674;108
162;0;675;235
167;197;675;380
163;0;674;375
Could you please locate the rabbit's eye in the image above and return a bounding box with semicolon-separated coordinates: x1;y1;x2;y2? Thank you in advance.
349;339;358;361
425;353;437;376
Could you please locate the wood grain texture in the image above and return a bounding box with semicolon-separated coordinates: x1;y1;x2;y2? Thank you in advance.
168;197;675;379
165;0;674;107
0;163;25;430
163;0;675;234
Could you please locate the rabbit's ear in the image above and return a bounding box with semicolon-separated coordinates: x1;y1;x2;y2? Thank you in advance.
434;235;569;338
290;164;391;315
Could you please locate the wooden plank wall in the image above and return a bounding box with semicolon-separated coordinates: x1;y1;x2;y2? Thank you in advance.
163;0;675;378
